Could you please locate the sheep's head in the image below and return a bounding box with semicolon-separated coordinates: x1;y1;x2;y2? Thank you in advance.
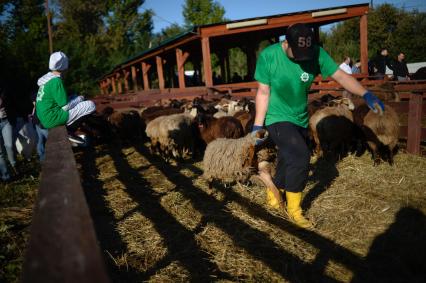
330;98;355;111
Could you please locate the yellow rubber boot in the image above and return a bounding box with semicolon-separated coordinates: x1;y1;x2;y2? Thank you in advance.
286;191;313;229
266;187;284;209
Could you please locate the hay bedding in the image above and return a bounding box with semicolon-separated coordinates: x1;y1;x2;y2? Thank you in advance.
76;145;426;283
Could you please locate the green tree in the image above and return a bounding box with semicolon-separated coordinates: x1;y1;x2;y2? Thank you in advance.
105;0;153;64
322;4;426;64
151;23;187;47
182;0;225;27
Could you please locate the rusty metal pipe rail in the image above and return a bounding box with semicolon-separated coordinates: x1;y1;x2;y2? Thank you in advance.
21;126;110;283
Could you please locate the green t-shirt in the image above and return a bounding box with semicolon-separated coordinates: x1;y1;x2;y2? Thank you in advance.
36;77;69;129
254;43;338;128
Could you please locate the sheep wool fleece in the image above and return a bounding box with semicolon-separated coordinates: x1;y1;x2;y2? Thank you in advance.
255;43;338;128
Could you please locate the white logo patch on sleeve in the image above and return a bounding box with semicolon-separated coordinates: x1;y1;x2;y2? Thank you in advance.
300;72;310;82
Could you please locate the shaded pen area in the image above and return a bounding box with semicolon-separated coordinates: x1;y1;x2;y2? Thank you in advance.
77;142;426;282
103;143;232;282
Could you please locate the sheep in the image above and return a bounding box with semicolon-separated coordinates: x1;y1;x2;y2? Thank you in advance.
353;103;399;165
145;113;197;160
196;108;244;145
213;99;244;118
140;106;184;123
309;98;356;158
233;100;255;134
108;109;143;140
202;130;266;187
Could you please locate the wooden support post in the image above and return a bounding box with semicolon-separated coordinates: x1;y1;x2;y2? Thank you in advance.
219;50;226;83
111;77;117;95
156;56;165;90
201;37;213;87
225;49;230;84
106;78;112;95
142;62;151;90
360;14;368;75
115;73;122;94
123;70;130;92
176;48;190;89
131;66;138;92
99;82;104;95
407;92;423;155
246;43;257;81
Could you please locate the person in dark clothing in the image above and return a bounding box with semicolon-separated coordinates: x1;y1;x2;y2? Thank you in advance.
392;52;410;81
371;48;393;79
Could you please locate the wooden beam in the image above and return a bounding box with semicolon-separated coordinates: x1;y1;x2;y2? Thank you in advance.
176;48;190;89
406;92;423;155
123;70;130;92
156;56;165;90
115;73;122;94
111;77;117;95
201;37;213;87
142;62;151;90
131;66;138;92
360;14;368;74
21;126;110;283
200;5;369;37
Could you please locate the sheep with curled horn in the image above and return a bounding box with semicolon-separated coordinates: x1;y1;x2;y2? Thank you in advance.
352;102;399;165
309;98;356;158
202;130;267;188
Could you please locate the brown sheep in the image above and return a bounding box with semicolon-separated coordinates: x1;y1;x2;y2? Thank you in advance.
108;109;143;140
196;110;244;145
309;98;356;157
353;103;399;165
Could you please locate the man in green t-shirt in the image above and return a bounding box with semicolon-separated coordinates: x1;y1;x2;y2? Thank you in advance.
252;23;384;229
36;51;96;144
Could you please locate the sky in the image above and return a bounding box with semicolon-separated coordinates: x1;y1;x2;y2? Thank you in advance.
142;0;426;33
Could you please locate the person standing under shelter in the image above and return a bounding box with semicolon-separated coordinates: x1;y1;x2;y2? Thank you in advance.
392;52;410;81
36;51;96;144
251;23;385;229
339;56;352;74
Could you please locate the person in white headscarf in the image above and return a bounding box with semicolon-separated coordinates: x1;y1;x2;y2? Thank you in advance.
36;51;96;143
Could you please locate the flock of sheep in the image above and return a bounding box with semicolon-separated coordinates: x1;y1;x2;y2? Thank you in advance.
83;85;400;188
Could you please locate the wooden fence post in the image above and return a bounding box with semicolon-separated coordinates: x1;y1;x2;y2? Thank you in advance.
406;92;423;155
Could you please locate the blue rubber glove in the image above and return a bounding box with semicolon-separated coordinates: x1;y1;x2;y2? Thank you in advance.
363;91;385;113
251;125;267;146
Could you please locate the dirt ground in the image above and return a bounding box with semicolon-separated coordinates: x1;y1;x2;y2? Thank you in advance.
74;142;426;283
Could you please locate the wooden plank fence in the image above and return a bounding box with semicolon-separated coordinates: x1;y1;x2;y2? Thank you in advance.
21;126;110;283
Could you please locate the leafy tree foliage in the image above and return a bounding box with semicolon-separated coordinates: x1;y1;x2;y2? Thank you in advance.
182;0;225;27
322;4;426;63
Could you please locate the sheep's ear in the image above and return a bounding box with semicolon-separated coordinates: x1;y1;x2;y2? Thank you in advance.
243;144;256;167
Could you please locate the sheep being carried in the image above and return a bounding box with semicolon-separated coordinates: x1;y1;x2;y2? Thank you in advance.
202;130;268;188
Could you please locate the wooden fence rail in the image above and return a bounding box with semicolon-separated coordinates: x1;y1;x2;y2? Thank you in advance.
21;126;110;283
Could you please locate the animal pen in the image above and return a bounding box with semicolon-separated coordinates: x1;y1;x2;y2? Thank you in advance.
21;3;426;283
